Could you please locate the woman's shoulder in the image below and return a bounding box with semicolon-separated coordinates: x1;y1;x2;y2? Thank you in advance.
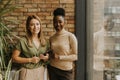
66;31;78;43
67;31;76;38
17;36;27;43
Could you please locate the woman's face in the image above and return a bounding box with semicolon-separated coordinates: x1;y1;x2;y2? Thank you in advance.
29;19;41;35
53;16;65;32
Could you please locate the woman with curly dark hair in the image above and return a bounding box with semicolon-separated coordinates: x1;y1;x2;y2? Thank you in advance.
48;8;78;80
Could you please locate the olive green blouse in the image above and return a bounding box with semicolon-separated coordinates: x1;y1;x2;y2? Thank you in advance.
15;37;49;69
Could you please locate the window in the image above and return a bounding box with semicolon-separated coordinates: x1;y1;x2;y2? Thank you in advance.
87;0;120;80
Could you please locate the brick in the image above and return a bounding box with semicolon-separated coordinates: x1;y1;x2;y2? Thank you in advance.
16;0;26;4
28;8;40;12
45;16;53;20
11;13;23;16
65;4;75;8
17;27;25;32
19;32;26;36
68;28;75;33
38;4;52;8
16;0;45;4
60;0;74;3
31;0;45;3
24;4;37;8
19;22;25;26
66;24;74;28
37;12;50;16
41;24;47;28
39;8;47;12
43;28;53;32
65;8;74;12
66;12;75;16
42;20;51;24
46;24;53;28
67;20;75;24
38;16;45;20
24;13;37;16
65;16;74;20
4;17;17;20
46;8;55;12
51;3;60;8
18;16;26;20
14;8;27;12
46;0;59;3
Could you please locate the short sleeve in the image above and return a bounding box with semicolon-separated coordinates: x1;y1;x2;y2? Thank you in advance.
14;39;22;51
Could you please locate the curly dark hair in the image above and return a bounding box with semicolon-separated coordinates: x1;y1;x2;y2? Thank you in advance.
53;8;65;17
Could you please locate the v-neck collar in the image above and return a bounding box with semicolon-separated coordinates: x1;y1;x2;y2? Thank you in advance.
32;41;41;51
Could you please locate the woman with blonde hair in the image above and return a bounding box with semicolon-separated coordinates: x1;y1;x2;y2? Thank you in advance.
12;15;49;80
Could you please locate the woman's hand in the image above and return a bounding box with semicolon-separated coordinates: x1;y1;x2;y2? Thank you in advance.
39;53;49;61
30;56;40;63
54;53;59;60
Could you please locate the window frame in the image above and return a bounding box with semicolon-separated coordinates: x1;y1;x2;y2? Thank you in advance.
75;0;87;80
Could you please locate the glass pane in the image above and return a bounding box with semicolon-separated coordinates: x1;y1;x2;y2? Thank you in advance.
93;0;120;80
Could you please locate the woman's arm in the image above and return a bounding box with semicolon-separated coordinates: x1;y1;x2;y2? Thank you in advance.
55;34;78;61
12;49;40;64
